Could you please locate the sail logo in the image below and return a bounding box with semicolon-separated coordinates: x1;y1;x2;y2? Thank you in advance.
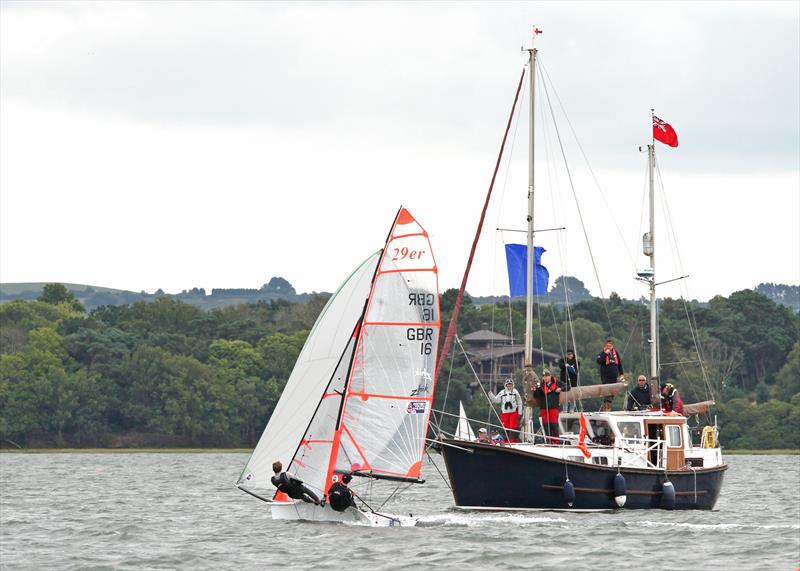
407;401;427;414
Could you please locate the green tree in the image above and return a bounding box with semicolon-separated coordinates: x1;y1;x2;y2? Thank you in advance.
774;342;800;401
38;283;85;313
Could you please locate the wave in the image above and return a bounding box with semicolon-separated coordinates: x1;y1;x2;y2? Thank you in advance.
416;512;568;527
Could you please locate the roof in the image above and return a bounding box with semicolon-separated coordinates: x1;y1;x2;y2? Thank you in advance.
464;345;560;362
461;329;514;343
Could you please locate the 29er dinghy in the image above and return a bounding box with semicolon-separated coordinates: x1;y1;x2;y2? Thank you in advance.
236;208;440;526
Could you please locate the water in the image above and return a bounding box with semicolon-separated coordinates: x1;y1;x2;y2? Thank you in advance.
1;453;798;570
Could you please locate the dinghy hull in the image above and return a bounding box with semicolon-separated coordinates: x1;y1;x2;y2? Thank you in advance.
270;500;417;527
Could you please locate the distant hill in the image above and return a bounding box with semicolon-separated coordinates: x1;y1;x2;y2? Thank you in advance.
754;283;800;312
2;278;796;312
0;277;328;311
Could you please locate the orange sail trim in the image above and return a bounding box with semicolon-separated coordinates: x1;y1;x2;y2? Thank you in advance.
347;392;434;401
389;231;427;240
395;208;415;225
363;320;442;327
379;268;436;275
342;422;372;471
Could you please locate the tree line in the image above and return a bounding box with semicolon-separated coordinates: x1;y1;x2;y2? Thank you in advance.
0;283;797;449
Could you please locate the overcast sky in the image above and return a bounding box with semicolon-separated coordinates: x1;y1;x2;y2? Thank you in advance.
1;1;798;302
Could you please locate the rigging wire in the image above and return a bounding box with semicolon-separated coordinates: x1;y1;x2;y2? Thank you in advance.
455;335;506;434
538;55;639;270
425;449;453;491
536;57;616;341
655;157;716;417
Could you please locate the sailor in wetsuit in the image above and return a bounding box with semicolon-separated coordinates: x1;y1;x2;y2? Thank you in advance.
326;473;356;512
271;461;322;505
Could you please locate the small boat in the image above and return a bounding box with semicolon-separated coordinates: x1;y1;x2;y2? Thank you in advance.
437;32;727;511
236;208;440;525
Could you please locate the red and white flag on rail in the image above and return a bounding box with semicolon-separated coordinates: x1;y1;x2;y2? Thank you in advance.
653;115;679;147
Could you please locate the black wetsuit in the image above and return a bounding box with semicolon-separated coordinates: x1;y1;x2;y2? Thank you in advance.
327;481;355;512
271;472;320;504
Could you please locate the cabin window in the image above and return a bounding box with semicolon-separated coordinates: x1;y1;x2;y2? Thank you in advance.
667;425;682;448
618;422;642;440
589;420;614;446
562;417;581;434
592;456;609;465
567;456;585;463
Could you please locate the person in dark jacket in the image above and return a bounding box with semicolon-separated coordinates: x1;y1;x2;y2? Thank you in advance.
271;461;321;505
558;349;580;412
327;473;356;512
626;375;652;411
534;369;561;442
596;339;624;411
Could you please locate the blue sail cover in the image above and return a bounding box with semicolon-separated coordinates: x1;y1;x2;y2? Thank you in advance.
505;244;549;297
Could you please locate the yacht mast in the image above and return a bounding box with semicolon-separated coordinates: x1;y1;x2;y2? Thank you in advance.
520;30;541;442
524;44;537;373
645;114;659;405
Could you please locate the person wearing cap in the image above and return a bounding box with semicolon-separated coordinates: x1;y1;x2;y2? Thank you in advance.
626;375;652;411
660;382;684;414
596;339;625;411
489;379;522;442
327;473;356;512
558;349;580;413
476;427;492;443
533;369;561;441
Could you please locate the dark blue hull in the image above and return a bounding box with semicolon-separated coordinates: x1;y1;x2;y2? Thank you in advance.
440;439;727;510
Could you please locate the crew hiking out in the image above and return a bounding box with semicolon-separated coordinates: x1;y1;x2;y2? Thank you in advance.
271;461;322;505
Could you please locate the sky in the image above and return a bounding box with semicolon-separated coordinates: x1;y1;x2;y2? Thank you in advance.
1;1;798;303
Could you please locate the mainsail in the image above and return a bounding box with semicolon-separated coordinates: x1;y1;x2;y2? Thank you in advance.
329;208;440;483
237;208;439;499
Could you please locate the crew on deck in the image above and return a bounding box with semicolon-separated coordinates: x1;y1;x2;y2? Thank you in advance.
489;379;523;442
596;339;625;411
327;473;356;512
661;382;684;414
558;348;580;413
534;369;561;442
271;461;322;505
626;375;652;411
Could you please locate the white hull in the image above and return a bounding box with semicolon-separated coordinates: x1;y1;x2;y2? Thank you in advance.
270;500;417;527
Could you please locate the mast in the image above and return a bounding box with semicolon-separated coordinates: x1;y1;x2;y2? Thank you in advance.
524;44;537;372
520;30;540;441
644;113;659;406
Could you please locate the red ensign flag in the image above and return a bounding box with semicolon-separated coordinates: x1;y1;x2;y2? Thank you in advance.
653;116;679;147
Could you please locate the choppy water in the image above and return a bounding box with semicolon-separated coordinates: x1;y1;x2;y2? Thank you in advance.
1;453;798;570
